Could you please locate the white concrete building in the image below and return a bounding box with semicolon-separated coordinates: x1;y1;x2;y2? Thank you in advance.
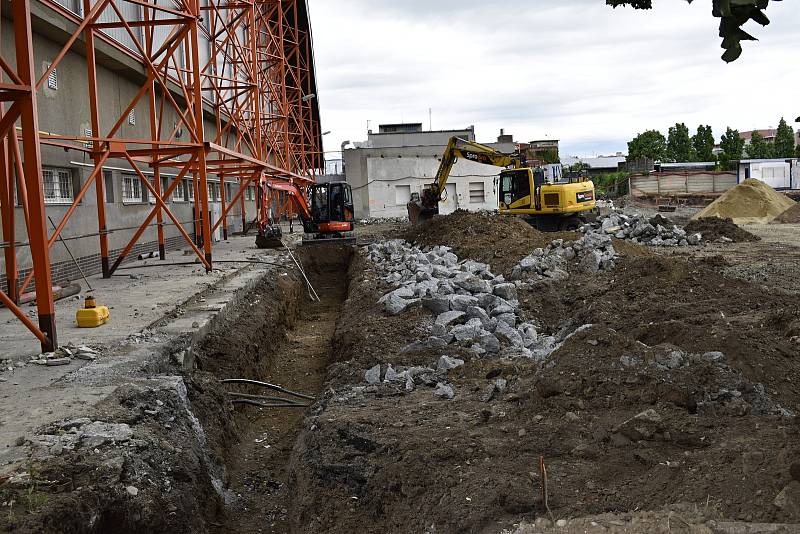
735;159;800;190
343;124;515;219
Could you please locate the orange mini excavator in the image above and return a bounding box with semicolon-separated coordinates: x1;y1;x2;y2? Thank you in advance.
256;178;356;248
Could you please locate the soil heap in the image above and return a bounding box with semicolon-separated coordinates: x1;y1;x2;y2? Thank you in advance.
684;217;760;243
773;202;800;224
693;179;795;225
404;209;574;275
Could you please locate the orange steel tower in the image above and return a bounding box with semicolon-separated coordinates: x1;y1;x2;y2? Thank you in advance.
0;0;323;352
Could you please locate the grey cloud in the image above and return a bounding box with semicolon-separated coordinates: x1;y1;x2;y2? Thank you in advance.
309;0;799;157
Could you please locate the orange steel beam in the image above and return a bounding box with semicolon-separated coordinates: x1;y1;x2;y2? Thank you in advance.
3;0;323;351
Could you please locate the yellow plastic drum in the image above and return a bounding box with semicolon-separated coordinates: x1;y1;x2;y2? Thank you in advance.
76;305;110;328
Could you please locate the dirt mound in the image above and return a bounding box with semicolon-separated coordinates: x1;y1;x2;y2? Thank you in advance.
684;217;760;243
773;202;800;224
404;209;575;275
693;179;795;224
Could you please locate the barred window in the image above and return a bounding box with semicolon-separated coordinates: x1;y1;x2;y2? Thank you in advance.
42;167;74;204
173;179;186;202
122;174;144;203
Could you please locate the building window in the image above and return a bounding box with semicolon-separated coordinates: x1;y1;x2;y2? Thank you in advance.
395;185;411;206
173;179;186;202
46;65;58;90
225;182;232;202
207;182;219;201
103;170;114;203
469;182;485;204
122;174;144;203
84;128;93;149
245;186;256;201
42;167;75;204
187;179;195;201
128;109;136;125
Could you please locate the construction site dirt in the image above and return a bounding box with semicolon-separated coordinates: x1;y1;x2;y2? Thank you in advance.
2;212;800;533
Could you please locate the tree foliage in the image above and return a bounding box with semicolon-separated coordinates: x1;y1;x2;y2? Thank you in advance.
627;130;667;162
692;125;716;162
773;117;796;158
746;130;772;159
719;127;745;169
606;0;777;62
666;123;695;162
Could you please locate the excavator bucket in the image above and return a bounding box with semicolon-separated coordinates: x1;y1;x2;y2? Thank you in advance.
255;226;283;249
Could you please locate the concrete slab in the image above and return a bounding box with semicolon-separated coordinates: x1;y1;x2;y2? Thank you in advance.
0;232;301;469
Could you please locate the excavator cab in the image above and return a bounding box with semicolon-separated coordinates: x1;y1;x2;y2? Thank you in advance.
499;168;597;231
303;181;355;243
256;180;355;249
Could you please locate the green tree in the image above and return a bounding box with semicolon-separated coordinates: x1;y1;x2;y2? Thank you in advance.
627;130;667;162
774;117;796;158
746;130;772;159
692;125;716;162
719;127;745;169
666;123;695;162
606;0;777;62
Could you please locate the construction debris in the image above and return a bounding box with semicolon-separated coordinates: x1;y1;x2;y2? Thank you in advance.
694;178;796;225
369;239;587;362
580;212;701;247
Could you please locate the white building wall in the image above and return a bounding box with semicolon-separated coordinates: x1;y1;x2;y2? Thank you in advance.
361;157;500;219
739;161;793;189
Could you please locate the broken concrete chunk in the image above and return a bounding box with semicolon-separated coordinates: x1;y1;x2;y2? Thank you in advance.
81;422;133;449
423;296;451;315
448;294;480;312
495;321;524;347
702;351;725;362
365;364;381;385
437;355;465;371
435;310;467;327
433;382;455;400
478;333;501;354
384;365;399;383
492;283;518;301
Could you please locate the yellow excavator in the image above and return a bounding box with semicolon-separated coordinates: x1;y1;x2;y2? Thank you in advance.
407;137;597;231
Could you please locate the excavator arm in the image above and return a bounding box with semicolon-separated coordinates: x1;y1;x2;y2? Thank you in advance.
408;136;522;224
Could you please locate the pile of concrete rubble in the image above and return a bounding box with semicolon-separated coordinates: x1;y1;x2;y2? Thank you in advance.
581;212;702;247
510;232;618;282
368;240;571;363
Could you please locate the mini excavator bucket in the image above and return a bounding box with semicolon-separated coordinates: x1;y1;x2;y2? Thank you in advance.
255;225;283;249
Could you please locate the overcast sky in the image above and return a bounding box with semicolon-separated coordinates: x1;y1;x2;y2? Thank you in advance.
307;0;798;158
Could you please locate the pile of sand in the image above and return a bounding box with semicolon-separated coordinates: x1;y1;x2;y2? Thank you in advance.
693;179;796;225
772;202;800;224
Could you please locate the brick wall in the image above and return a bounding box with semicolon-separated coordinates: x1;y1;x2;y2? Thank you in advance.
0;233;194;294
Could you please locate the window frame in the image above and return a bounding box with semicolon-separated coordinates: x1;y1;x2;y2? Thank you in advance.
121;173;145;204
42;167;75;205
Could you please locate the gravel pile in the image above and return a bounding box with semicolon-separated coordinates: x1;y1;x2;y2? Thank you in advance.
580;212;702;247
367;240;564;362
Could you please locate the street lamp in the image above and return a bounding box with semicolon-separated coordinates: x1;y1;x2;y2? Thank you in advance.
301;93;316;102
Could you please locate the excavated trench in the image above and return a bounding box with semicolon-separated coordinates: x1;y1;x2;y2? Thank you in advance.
193;244;354;534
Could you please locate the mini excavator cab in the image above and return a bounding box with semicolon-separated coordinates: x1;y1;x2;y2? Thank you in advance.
303;181;355;243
